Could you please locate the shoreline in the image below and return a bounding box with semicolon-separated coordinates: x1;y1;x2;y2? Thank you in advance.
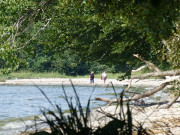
3;78;178;135
90;101;180;135
0;78;169;87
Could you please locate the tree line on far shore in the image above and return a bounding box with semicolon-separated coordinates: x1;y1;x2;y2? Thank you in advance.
15;46;131;76
0;0;179;76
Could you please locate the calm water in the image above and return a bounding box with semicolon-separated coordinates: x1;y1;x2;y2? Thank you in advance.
0;85;126;134
0;85;167;135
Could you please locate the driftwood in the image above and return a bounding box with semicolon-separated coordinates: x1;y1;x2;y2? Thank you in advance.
133;54;161;72
159;94;180;109
131;70;180;79
95;82;170;106
132;65;147;72
95;54;180;109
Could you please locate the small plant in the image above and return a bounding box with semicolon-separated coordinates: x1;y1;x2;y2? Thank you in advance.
29;80;151;135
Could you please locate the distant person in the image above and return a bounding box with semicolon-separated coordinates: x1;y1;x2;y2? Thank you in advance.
101;70;107;85
90;71;94;85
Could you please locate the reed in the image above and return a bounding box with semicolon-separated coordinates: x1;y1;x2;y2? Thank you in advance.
28;81;151;135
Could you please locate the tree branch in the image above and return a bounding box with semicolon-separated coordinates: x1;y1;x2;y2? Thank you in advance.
131;70;180;79
95;54;179;108
160;95;180;109
95;82;170;106
132;65;147;72
17;18;51;50
133;54;161;72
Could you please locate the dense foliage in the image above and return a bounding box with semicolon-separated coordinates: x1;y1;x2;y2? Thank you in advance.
0;0;179;75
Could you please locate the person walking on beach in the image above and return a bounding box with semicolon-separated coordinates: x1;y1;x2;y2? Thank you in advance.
101;70;107;85
90;71;94;85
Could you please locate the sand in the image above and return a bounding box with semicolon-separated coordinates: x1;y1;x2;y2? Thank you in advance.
0;78;170;87
1;78;178;135
90;101;180;135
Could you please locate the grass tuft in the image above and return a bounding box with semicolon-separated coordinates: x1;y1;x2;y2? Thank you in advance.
26;81;151;135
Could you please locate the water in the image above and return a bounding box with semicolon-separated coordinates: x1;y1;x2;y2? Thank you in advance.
0;85;167;135
0;85;125;134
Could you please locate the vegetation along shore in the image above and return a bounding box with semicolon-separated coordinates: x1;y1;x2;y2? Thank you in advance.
0;0;179;135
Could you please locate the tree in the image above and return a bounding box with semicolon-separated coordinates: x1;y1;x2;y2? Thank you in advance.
0;0;56;73
0;0;152;74
52;51;89;76
81;0;180;68
0;0;179;73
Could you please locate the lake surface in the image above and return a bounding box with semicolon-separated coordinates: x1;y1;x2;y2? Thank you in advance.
0;85;167;135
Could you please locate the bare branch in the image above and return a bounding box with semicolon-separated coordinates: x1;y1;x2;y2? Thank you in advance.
133;54;161;72
132;65;147;72
131;70;180;79
160;95;179;109
123;79;133;93
95;81;171;106
95;54;179;108
3;0;56;48
17;18;52;50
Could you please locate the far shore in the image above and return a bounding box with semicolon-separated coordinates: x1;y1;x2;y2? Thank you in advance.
0;78;171;87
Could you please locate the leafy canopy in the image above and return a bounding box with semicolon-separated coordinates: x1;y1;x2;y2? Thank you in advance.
0;0;179;74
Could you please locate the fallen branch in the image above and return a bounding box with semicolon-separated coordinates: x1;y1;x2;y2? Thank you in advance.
160;94;180;109
133;54;161;72
132;65;147;72
123;79;133;93
95;82;170;106
124;54;163;94
95;54;179;108
131;70;180;79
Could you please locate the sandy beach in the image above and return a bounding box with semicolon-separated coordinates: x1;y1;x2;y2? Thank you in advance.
90;101;180;135
1;78;179;135
0;78;170;88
